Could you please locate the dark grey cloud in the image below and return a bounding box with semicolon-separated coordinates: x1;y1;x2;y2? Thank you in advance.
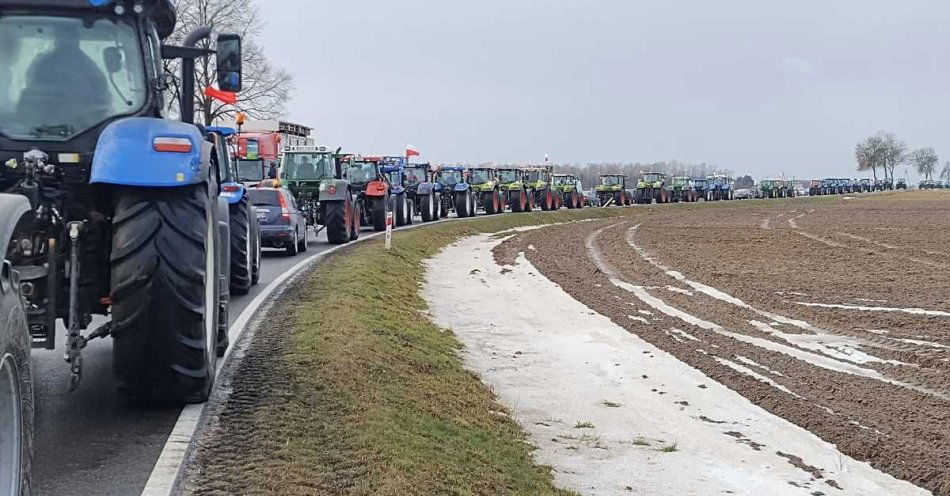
260;0;950;179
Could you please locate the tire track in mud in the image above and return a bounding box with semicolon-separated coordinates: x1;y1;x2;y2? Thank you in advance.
504;214;950;496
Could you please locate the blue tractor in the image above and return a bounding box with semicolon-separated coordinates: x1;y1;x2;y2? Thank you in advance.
381;156;413;226
406;162;441;222
0;3;245;462
206;127;262;295
436;166;475;217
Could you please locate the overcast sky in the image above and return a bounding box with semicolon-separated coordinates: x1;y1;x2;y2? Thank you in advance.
259;0;950;179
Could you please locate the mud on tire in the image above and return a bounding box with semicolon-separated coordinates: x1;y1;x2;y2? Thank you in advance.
110;184;218;404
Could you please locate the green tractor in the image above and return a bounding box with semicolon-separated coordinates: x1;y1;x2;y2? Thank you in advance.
595;174;632;206
759;179;776;198
523;166;561;210
553;174;585;209
280;146;358;244
670;176;697;202
468;167;504;215
635;172;670;204
497;168;534;212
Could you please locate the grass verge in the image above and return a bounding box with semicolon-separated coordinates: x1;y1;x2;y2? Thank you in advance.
188;207;627;495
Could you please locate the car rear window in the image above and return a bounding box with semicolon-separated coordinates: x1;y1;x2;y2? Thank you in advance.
249;189;280;206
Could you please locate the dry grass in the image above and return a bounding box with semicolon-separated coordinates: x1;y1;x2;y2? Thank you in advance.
192;207;627;495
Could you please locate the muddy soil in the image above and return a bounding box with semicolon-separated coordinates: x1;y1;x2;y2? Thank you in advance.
501;191;950;495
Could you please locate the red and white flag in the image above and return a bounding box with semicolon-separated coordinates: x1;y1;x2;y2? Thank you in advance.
406;144;420;157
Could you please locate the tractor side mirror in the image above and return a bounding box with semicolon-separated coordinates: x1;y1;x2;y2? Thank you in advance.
216;34;242;92
103;47;122;74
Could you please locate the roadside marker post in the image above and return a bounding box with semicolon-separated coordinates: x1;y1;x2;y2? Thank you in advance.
385;210;394;250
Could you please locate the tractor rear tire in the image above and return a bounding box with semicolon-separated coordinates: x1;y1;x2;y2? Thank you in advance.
485;192;497;215
228;199;252;295
510;191;523;212
395;194;408;227
540;190;551;211
526;191;535;211
249;207;261;286
350;202;361;241
0;264;32;496
111;184;219;404
456;190;471;217
421;192;434;222
325;200;349;245
372;198;388;232
566;192;575;209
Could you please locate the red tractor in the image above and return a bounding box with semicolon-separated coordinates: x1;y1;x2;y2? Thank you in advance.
342;156;392;232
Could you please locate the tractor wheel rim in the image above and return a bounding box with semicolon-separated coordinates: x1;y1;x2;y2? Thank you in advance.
0;353;21;494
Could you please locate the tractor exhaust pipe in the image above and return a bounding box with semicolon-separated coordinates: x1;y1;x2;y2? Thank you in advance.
180;27;213;125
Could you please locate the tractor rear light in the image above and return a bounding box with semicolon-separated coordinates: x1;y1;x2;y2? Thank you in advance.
278;193;291;222
153;137;192;153
222;185;241;193
327;184;337;195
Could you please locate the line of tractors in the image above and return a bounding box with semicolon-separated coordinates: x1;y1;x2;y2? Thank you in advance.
806;177;904;196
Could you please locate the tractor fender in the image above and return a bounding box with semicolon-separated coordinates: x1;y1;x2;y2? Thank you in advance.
0;194;31;254
416;182;435;195
318;179;351;202
91;117;210;187
220;182;246;204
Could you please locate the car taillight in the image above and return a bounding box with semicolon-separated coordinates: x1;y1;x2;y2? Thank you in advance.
153;137;193;153
278;193;291;221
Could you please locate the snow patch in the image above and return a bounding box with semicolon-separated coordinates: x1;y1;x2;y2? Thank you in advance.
796;301;950;317
423;233;929;496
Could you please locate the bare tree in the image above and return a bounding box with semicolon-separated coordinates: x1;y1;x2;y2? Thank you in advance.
882;132;906;182
908;147;939;180
164;0;294;125
855;133;886;180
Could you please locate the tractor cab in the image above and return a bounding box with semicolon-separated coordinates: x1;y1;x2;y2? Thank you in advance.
344;156;384;189
597;175;627;195
552;174;575;186
405;163;431;187
468;168;497;188
497;168;523;185
436;166;466;188
380;156;407;192
642;172;664;183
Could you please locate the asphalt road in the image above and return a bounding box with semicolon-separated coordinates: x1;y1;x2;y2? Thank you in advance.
31;228;338;496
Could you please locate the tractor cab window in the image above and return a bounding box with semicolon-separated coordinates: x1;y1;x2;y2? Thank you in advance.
0;15;147;141
601;176;621;186
405;168;427;185
498;170;519;183
553;176;569;185
236;159;265;181
282;153;333;181
346;163;378;185
439;170;462;186
524;171;541;182
643;173;663;183
471;170;491;184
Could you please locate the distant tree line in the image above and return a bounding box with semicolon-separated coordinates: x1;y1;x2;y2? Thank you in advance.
855;131;939;182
